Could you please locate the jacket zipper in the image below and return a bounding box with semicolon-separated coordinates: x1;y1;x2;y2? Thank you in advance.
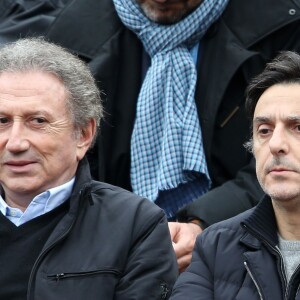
296;283;300;298
244;261;264;300
47;269;121;281
242;224;288;299
220;106;239;128
258;243;289;299
27;184;91;300
27;218;76;298
243;224;288;299
283;257;300;299
273;245;291;300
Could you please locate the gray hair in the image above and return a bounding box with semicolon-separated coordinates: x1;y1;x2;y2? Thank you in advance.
0;37;102;145
243;138;253;154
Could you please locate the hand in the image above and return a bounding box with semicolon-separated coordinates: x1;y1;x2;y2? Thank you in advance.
168;222;203;273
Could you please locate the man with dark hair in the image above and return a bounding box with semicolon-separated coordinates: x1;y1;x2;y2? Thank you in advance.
170;51;300;299
0;38;177;300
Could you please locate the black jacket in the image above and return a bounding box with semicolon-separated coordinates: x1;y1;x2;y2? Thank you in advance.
170;196;300;300
1;0;300;226
26;158;177;299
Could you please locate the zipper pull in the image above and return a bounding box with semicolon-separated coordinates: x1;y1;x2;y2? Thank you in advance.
160;283;169;299
220;106;240;128
56;273;65;281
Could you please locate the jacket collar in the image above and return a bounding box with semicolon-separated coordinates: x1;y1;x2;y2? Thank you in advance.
222;0;300;48
40;156;93;249
71;156;92;197
47;0;123;59
240;195;278;249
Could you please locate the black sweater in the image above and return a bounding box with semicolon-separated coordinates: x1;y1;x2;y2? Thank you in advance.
0;201;69;299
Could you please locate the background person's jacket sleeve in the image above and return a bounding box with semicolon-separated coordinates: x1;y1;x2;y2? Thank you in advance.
177;158;264;227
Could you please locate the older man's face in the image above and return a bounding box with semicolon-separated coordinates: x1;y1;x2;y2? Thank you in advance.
0;71;90;206
136;0;203;24
253;83;300;205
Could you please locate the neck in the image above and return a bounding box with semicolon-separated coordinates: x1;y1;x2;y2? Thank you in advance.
5;196;31;212
2;188;39;212
272;199;300;240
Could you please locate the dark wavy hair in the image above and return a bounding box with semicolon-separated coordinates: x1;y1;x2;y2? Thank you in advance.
246;51;300;120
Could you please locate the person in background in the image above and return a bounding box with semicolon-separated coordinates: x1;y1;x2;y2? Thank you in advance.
0;38;177;300
1;0;300;272
170;50;300;299
0;0;68;44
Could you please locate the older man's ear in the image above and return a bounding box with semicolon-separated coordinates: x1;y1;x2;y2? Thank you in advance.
76;119;97;161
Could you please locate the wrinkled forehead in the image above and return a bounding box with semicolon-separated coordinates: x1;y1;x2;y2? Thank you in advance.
254;83;300;120
0;71;69;114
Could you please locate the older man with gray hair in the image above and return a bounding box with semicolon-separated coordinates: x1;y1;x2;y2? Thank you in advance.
0;38;177;300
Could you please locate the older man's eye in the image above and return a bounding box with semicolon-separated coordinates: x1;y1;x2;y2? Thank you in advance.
36;118;45;123
28;117;48;128
296;124;300;132
31;117;46;124
0;117;9;124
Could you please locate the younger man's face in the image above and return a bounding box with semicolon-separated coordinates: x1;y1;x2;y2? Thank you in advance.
253;83;300;205
136;0;203;24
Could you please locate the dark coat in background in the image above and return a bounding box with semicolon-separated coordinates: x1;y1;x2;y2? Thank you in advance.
1;0;300;226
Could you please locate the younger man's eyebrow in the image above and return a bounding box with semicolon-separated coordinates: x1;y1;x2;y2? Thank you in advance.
286;116;300;122
253;116;271;124
253;115;300;125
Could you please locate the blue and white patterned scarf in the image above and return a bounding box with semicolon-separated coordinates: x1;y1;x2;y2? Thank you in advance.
113;0;229;201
